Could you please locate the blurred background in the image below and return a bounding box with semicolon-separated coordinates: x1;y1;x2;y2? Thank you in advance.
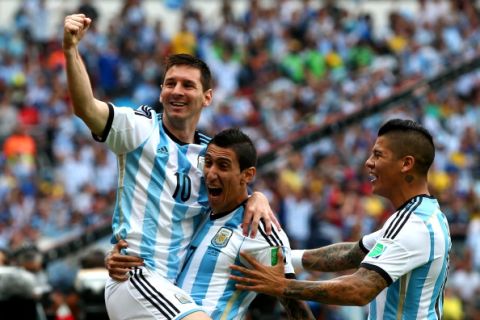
0;0;479;319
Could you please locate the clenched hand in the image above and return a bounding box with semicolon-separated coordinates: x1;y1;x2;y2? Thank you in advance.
63;13;91;50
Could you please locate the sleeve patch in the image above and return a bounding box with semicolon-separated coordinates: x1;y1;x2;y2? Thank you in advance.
368;243;387;258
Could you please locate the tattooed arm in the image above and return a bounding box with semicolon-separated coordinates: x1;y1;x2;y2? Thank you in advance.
281;268;387;305
278;298;315;320
301;242;366;272
231;250;387;306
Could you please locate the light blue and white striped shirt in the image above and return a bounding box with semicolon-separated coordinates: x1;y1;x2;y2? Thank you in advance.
176;202;294;320
98;104;210;282
360;195;451;320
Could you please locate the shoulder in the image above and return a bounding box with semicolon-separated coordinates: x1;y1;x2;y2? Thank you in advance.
111;104;157;120
254;219;291;248
133;105;157;119
195;131;211;146
383;196;437;240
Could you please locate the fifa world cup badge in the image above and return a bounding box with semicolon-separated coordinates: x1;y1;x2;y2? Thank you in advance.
368;243;387;259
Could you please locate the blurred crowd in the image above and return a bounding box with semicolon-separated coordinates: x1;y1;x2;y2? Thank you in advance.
0;0;479;319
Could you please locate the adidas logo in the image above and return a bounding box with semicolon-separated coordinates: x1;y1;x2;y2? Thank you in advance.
157;146;169;154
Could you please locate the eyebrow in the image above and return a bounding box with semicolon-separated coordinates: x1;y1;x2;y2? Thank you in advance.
164;77;197;84
205;154;232;162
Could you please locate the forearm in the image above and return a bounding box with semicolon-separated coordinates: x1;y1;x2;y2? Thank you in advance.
283;275;375;306
302;242;365;272
64;47;107;135
64;47;94;114
279;298;315;320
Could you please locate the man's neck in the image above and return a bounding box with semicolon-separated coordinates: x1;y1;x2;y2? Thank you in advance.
162;116;196;144
391;183;430;209
211;196;249;216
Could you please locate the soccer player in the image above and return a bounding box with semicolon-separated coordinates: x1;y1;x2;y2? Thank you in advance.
177;128;314;319
231;119;451;320
108;128;314;319
63;14;278;320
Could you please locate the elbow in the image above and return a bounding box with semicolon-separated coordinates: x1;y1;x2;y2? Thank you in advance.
351;291;376;306
343;295;370;306
72;107;83;118
71;102;89;118
73;108;91;125
355;296;371;306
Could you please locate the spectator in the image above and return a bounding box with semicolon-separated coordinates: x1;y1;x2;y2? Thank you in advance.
0;1;479;317
0;265;47;319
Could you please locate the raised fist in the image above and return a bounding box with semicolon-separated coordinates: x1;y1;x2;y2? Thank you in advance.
63;14;92;50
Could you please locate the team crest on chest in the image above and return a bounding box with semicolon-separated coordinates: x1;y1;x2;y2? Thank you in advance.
211;227;233;248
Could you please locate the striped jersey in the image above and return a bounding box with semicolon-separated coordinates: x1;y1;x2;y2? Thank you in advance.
96;104;210;282
176;202;294;320
359;195;451;320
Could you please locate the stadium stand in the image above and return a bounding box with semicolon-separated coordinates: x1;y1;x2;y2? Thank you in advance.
0;0;479;318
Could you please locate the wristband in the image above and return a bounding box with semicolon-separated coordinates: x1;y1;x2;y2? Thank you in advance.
291;249;305;271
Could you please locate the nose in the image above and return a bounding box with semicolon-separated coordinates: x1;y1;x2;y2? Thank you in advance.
365;155;374;169
172;83;184;95
205;166;218;182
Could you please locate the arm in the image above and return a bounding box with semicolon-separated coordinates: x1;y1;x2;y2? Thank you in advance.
230;249;387;306
239;241;315;319
280;268;387;305
105;240;144;281
242;191;281;237
301;242;366;272
63;13;109;136
279;297;315;320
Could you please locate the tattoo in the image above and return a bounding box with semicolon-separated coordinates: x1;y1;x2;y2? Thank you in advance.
279;298;315;320
405;175;414;183
303;242;365;272
283;268;388;305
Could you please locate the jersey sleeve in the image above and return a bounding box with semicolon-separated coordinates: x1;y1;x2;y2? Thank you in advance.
98;104;157;154
360;215;431;285
239;228;295;276
360;229;383;253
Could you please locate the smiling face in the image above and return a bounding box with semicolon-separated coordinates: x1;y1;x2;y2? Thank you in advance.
365;135;405;201
160;65;212;131
203;144;254;214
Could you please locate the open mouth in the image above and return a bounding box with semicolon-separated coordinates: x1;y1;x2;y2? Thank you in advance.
208;187;223;196
171;101;187;107
369;174;377;182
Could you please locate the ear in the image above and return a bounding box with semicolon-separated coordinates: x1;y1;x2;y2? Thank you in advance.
241;167;256;185
203;89;213;107
401;155;415;173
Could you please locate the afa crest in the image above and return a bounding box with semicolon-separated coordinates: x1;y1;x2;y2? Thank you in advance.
211;227;233;248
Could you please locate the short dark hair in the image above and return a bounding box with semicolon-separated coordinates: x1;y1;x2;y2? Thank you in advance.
164;54;212;91
378;118;435;175
208;128;257;171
